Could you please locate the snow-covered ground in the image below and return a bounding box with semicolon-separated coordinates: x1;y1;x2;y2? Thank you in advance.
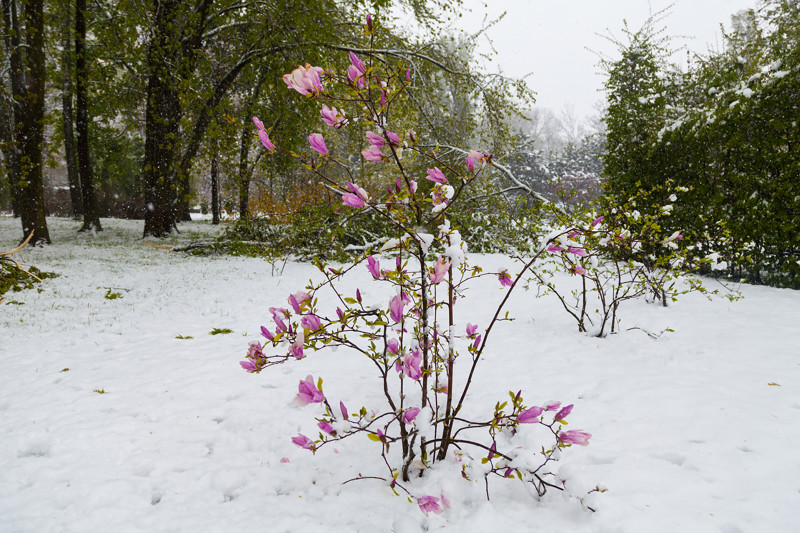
2;217;799;532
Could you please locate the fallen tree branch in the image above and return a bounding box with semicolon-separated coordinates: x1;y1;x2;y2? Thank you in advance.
143;240;271;253
1;231;42;305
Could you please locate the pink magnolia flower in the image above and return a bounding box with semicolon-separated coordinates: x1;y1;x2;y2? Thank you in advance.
544;401;562;411
247;341;263;358
283;64;324;95
349;51;366;75
498;270;513;287
569;264;587;276
320;104;345;128
366;131;385;147
270;306;289;333
290;329;304;359
592;215;604;227
389;294;405;323
342;193;366;208
518;405;544;424
402;348;422;380
239;359;258;373
340;401;349;419
342;182;369;208
559;430;591;446
280;457;290;463
367;255;381;279
664;230;684;243
347;52;367;88
295;375;324;406
260;326;274;341
568;231;580;239
466;150;484;172
440;492;451;510
253;116;276;152
402;407;420;425
417;495;442;516
568;247;587;257
291;434;315;450
547;244;563;253
257;129;275;153
386;130;401;145
409;180;418;193
554;403;573;421
288;291;311;314
466;323;478;337
429;257;450;284
386;338;400;355
347;66;366;88
318;421;335;435
472;334;481;351
361;145;384;161
405;68;411;82
301;314;322;331
426;167;447;184
308;133;328;156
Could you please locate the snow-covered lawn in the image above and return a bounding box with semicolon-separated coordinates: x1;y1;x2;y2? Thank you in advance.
2;217;799;532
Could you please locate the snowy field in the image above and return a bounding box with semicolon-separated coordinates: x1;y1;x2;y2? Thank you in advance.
2;216;800;532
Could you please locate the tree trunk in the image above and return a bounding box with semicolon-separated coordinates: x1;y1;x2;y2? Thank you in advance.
142;0;181;238
143;0;213;237
7;0;49;244
61;0;82;218
172;0;214;224
238;127;251;221
0;88;19;217
0;0;19;216
211;150;220;225
75;0;101;232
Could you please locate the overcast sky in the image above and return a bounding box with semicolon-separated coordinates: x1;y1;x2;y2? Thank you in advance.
440;0;759;120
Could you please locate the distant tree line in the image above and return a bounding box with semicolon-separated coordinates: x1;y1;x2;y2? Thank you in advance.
1;0;533;244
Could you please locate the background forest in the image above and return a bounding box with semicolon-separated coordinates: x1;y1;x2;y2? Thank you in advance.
1;0;798;287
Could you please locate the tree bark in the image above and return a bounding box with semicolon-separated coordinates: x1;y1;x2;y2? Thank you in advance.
7;0;50;244
143;0;213;236
61;0;81;218
211;150;220;225
75;0;101;232
0;87;19;217
237;127;251;221
173;0;214;223
0;0;19;217
142;0;182;238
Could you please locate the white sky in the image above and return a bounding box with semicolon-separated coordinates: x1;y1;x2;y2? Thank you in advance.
446;0;759;120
